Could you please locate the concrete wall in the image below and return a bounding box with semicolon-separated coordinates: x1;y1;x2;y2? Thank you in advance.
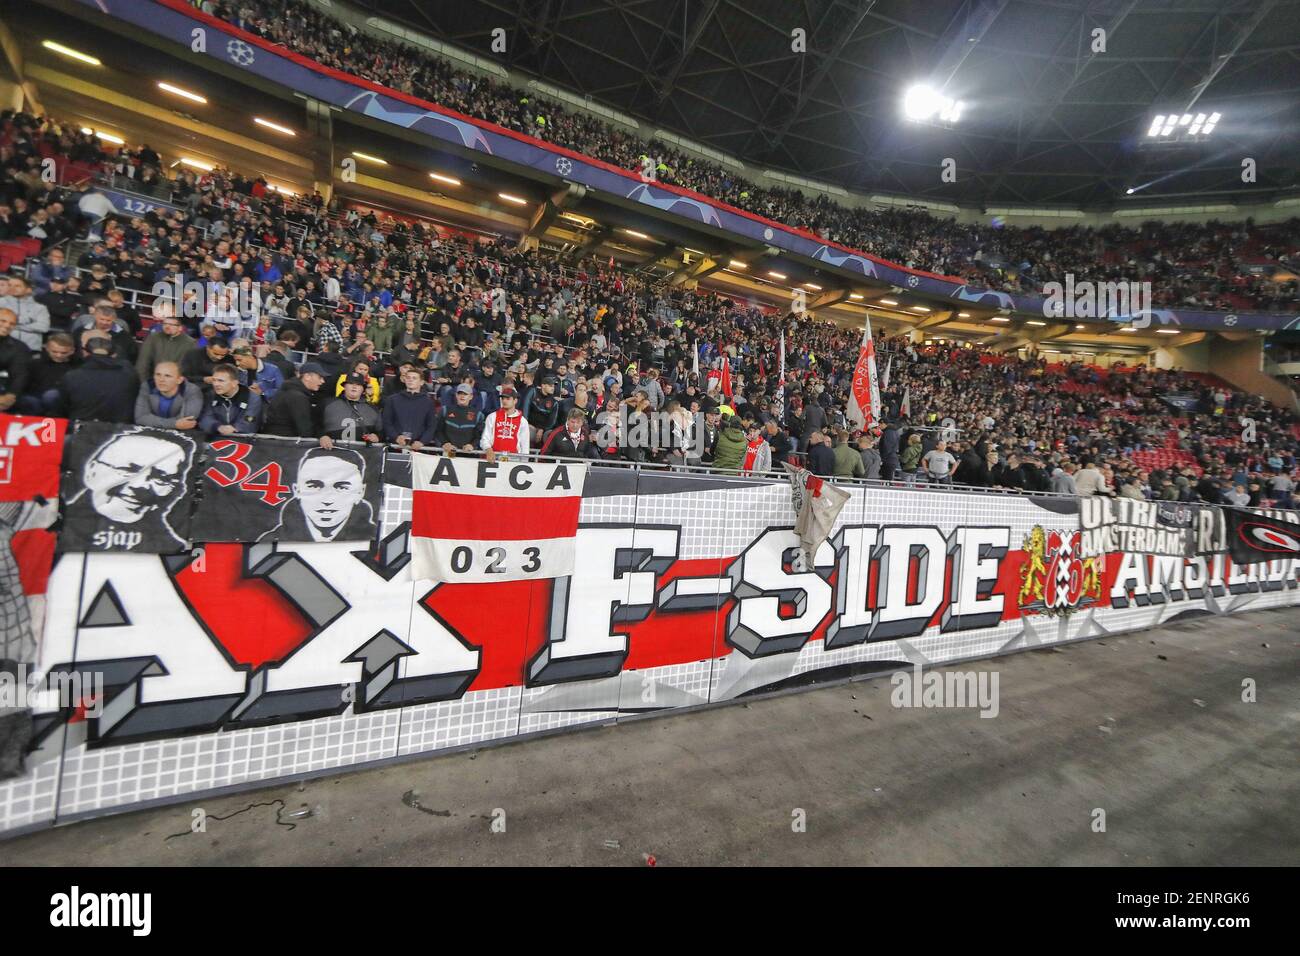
1211;335;1299;411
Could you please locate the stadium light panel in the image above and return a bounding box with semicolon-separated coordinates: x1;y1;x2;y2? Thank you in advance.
850;293;864;300
42;40;100;65
911;306;931;312
1147;116;1164;137
902;84;964;124
1026;320;1047;326
429;172;461;186
180;157;214;171
729;260;748;269
957;311;971;317
767;271;787;280
158;82;206;104
498;193;529;205
989;317;1011;323
1156;329;1180;334
351;152;387;164
879;298;898;306
804;283;822;290
621;229;650;240
254;117;296;136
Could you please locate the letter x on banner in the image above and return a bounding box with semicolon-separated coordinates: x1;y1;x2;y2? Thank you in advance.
409;455;587;582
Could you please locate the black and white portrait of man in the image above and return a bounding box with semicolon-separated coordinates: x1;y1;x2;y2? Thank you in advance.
258;446;375;543
63;426;195;552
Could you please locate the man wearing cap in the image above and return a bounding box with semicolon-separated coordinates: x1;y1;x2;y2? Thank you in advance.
264;361;330;442
434;382;485;456
523;374;561;445
480;384;529;461
59;334;139;423
323;372;382;443
228;338;284;401
382;368;437;449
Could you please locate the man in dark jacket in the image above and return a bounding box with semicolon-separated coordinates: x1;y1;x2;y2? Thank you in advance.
263;362;328;438
879;423;901;481
323;373;382;442
381;368;437;448
19;331;76;414
0;308;32;412
180;337;231;388
538;408;599;459
59;336;139;422
434;383;485;455
200;364;263;437
807;431;836;477
524;374;561;444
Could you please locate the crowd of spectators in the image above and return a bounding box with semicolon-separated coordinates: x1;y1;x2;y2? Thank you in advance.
2;106;1298;508
206;0;1300;313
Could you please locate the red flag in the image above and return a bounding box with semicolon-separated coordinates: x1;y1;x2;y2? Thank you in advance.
719;360;733;399
846;317;880;430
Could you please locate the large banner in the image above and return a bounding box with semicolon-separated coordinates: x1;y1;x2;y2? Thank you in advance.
2;469;1297;833
192;438;383;543
1079;496;1205;559
58;422;196;553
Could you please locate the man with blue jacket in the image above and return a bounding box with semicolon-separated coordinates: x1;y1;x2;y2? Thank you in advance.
201;364;263;437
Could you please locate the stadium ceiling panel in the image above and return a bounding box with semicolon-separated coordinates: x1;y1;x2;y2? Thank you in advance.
357;0;1300;205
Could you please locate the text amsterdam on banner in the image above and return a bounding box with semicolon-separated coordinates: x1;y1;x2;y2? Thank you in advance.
191;437;383;543
409;455;587;582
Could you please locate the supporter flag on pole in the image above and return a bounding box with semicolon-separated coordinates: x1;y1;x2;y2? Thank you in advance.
775;328;786;416
719;359;733;399
692;339;700;379
901;385;911;419
846;315;881;431
882;355;892;391
409;455;587;582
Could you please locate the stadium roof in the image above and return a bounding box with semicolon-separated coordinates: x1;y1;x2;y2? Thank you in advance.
356;0;1300;206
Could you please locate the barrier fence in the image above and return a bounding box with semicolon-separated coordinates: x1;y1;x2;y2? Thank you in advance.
1;421;1298;838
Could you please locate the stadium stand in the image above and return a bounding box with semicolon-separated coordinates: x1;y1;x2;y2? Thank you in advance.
2;109;1297;506
209;0;1300;313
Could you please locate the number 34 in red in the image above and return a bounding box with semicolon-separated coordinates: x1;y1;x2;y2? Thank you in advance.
206;441;292;506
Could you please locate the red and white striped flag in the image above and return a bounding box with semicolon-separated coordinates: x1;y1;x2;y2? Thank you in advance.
846;315;881;431
409;456;587;582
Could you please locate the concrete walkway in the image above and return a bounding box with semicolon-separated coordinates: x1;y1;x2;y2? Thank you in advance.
4;607;1297;865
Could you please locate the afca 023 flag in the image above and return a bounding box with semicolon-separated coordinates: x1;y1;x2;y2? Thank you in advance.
1222;507;1300;564
409;455;586;582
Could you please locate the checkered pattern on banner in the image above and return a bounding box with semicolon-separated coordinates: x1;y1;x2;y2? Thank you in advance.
1;472;1296;834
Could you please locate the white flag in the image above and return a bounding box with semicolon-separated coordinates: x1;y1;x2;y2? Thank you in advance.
846;315;881;431
783;462;851;571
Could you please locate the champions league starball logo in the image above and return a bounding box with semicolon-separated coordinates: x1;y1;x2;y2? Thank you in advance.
1018;526;1103;617
227;39;256;65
